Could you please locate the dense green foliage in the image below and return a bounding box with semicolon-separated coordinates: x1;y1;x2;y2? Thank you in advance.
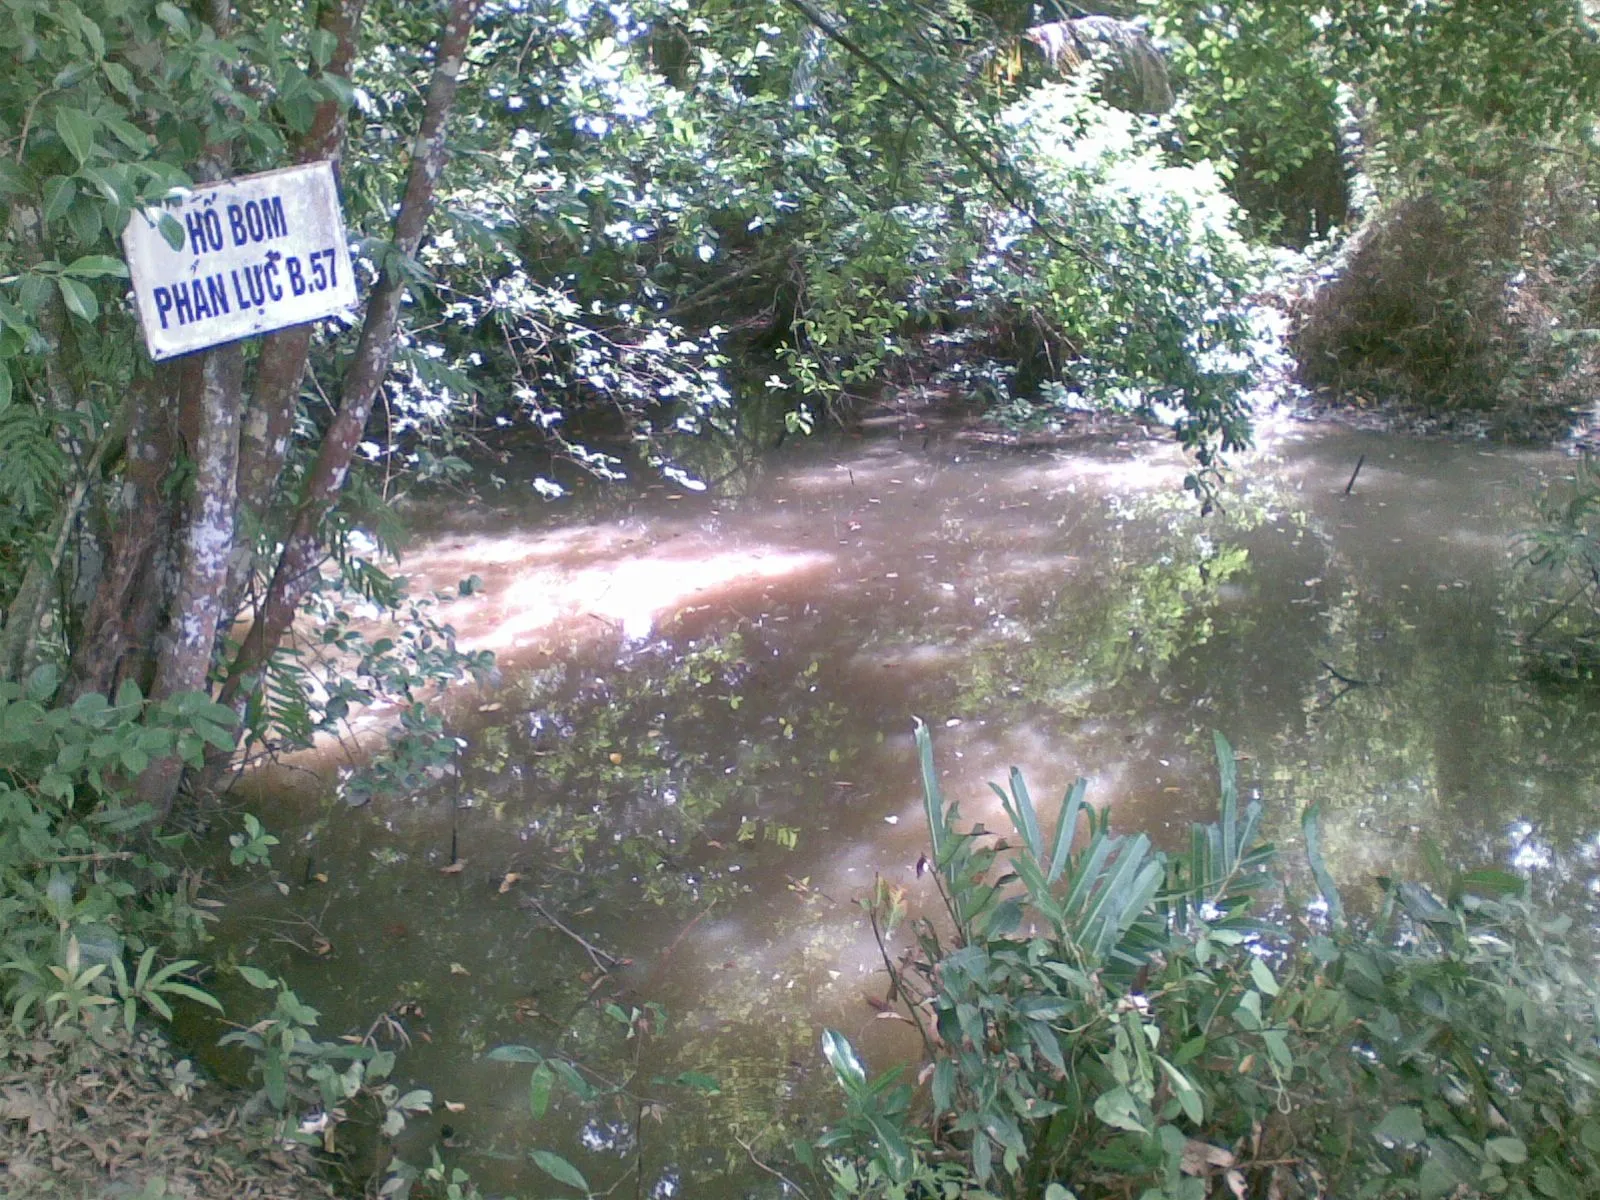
0;669;231;1023
1158;0;1600;415
814;726;1600;1199
5;1;1600;1196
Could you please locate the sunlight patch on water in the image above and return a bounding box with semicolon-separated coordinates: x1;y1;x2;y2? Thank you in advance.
404;534;834;658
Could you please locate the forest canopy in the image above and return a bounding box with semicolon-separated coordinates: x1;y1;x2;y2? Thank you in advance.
4;2;1600;1194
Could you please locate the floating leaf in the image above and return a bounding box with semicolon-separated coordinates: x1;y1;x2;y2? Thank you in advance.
529;1149;588;1193
486;1044;543;1063
528;1061;554;1119
668;1071;721;1094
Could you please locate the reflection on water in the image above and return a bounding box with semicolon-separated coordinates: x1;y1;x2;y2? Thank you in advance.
215;424;1600;1196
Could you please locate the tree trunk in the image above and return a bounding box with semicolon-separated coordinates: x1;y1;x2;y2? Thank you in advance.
228;0;369;620
67;369;182;699
135;346;245;811
221;0;483;710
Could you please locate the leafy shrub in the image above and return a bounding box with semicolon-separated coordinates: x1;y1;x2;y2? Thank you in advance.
0;669;237;1031
1516;463;1600;678
813;724;1600;1200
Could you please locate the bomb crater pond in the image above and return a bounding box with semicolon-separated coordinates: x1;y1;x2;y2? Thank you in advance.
202;424;1600;1198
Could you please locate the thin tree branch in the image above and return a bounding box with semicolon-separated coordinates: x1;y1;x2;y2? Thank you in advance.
222;0;483;709
780;0;1091;261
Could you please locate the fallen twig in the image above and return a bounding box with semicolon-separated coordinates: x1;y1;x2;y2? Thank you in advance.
523;896;623;970
733;1130;811;1200
1318;660;1375;688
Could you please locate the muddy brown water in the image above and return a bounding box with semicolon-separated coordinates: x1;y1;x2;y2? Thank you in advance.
206;420;1600;1197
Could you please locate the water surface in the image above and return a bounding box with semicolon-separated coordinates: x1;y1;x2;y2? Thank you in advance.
212;422;1600;1196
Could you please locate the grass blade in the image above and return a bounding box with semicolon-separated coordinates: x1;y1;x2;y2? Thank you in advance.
1301;802;1344;929
915;719;947;866
1006;767;1044;861
1048;778;1087;884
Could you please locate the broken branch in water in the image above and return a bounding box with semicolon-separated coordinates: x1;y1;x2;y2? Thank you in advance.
522;895;623;970
1344;454;1366;495
1319;660;1375;688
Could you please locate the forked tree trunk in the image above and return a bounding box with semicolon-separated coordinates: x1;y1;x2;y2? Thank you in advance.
221;0;483;711
57;0;479;816
228;0;369;620
67;369;182;699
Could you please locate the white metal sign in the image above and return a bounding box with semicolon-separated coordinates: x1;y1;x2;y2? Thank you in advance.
121;161;357;361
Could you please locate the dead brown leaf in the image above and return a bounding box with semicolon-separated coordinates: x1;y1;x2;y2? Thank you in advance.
1180;1139;1236;1176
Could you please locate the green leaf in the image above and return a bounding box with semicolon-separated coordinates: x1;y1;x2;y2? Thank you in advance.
1301;802;1344;928
1456;868;1525;900
66;197;103;246
395;1089;432;1112
1048;777;1087;884
235;964;277;990
667;1071;721;1094
264;1056;287;1109
1157;1056;1204;1124
866;1112;912;1179
192;719;236;751
1093;1085;1150;1134
43;177;77;224
996;765;1043;859
1249;956;1279;997
155;2;189;33
1044;1185;1079;1200
529;1149;588;1193
26;662;59;701
1374;1105;1426;1145
157;212;185;251
528;1061;553;1118
0;365;11;413
100;117;150;154
486;1044;544;1063
1535;1165;1573;1197
822;1028;867;1096
158;982;223;1013
545;1058;593;1101
58;277;98;324
55;108;96;165
914;719;947;868
1485;1137;1528;1165
101;60;135;97
308;27;339;67
64;255;128;280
